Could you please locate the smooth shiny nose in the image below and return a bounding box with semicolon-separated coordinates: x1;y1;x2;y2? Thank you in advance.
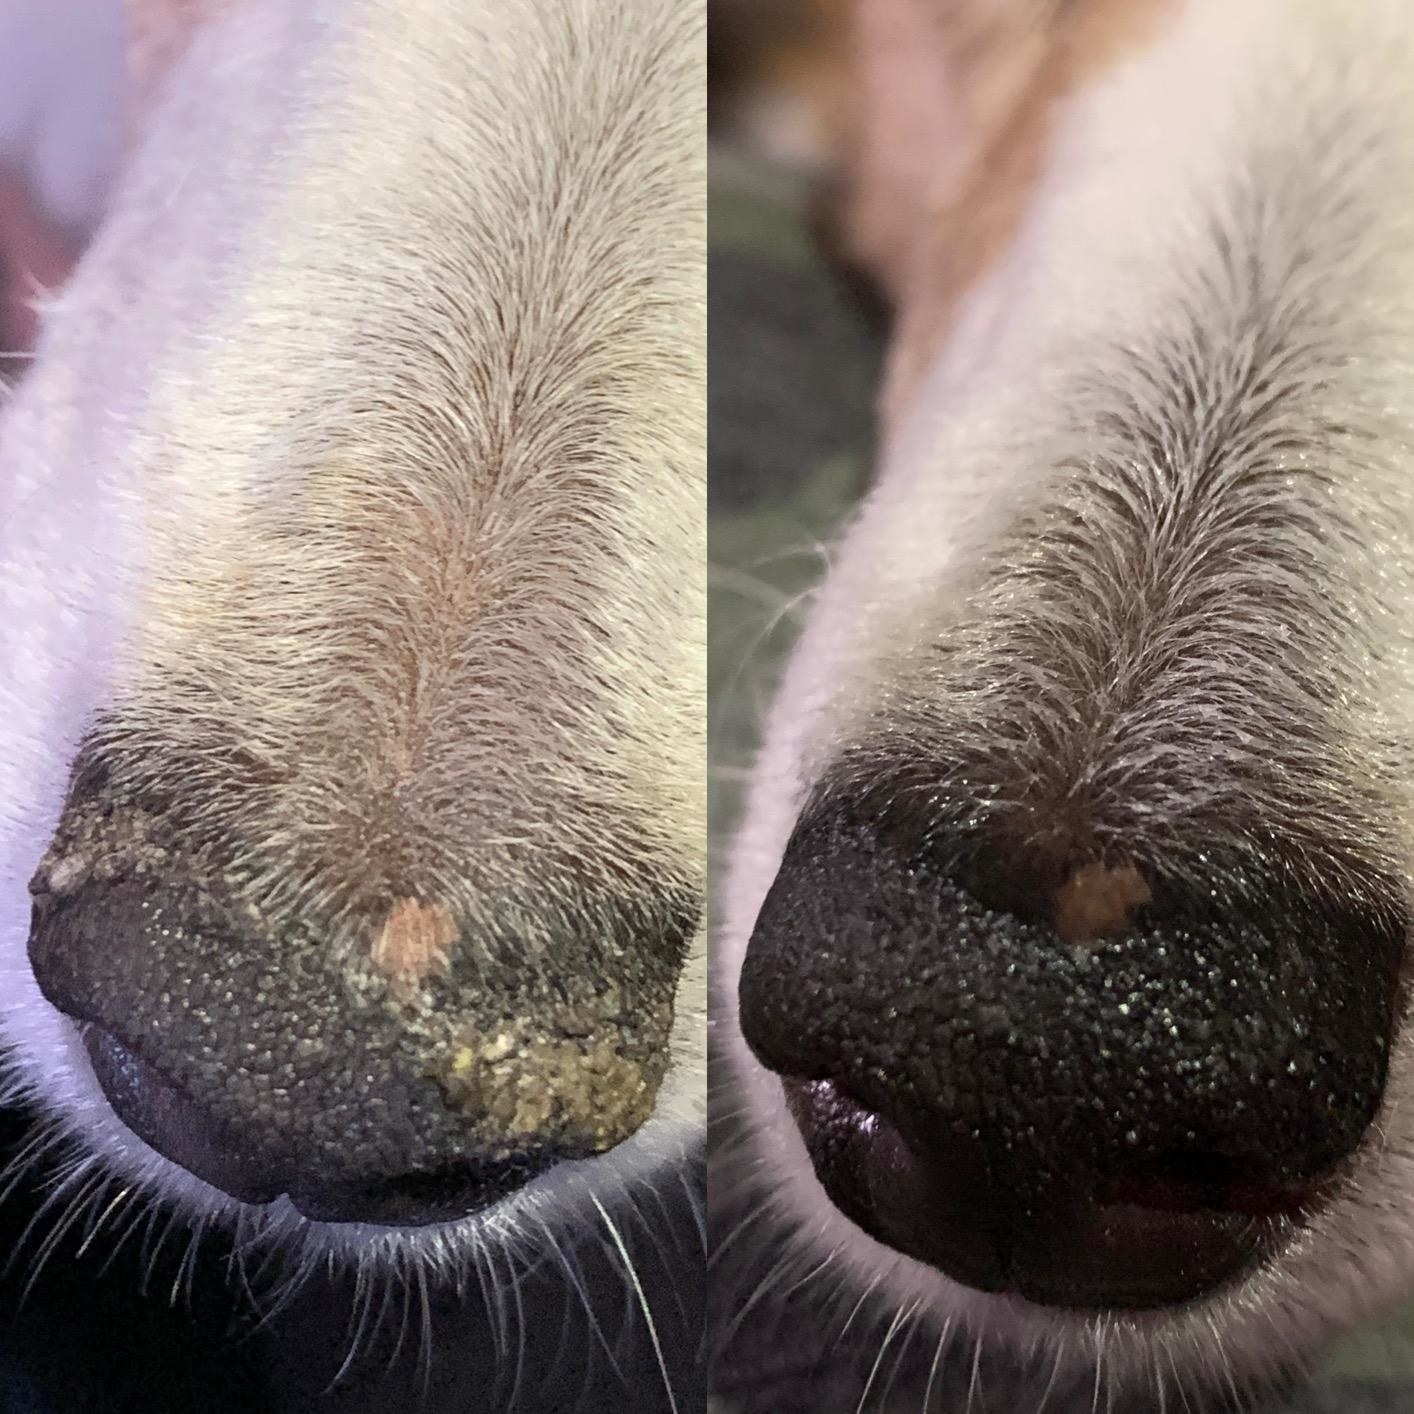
739;801;1404;1309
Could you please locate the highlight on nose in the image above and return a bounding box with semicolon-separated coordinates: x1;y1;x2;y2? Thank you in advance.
738;794;1405;1310
25;761;691;1228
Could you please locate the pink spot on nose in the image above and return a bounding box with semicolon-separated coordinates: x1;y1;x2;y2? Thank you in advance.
371;897;458;997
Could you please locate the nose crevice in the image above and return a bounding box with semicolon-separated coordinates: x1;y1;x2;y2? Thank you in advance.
741;797;1406;1308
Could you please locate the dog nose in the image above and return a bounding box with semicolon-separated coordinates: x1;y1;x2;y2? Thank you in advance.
28;862;675;1228
739;799;1405;1309
74;1023;566;1225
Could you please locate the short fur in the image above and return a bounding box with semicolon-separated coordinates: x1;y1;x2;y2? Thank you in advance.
716;1;1414;1409
0;0;705;1391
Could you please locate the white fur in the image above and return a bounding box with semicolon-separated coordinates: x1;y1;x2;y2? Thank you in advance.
720;0;1414;1399
0;0;705;1291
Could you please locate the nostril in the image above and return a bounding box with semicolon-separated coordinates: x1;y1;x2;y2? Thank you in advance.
786;1079;1321;1310
80;1024;284;1207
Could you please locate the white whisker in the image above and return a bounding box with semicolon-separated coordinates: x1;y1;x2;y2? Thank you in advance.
593;1194;678;1414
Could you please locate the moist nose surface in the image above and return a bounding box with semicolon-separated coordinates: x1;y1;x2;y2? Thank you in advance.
739;804;1405;1307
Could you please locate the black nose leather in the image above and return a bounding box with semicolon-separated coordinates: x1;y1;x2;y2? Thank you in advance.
29;866;622;1226
28;856;680;1228
25;739;694;1228
739;801;1405;1309
76;1024;561;1225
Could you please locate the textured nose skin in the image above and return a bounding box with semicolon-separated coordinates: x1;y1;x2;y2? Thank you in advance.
739;802;1405;1306
25;755;692;1225
30;866;664;1224
74;1023;567;1225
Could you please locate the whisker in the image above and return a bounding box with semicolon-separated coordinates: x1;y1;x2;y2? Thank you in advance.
592;1194;677;1414
534;1214;626;1383
965;1334;983;1414
920;1315;954;1414
75;1182;134;1260
856;1298;917;1414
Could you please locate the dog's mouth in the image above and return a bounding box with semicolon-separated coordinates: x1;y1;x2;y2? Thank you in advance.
784;1078;1324;1312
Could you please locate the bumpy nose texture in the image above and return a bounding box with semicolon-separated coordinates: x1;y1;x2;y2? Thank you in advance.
740;801;1405;1305
76;1023;563;1225
25;760;689;1224
29;865;667;1224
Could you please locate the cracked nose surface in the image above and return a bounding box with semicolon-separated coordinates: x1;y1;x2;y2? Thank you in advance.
739;800;1405;1307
